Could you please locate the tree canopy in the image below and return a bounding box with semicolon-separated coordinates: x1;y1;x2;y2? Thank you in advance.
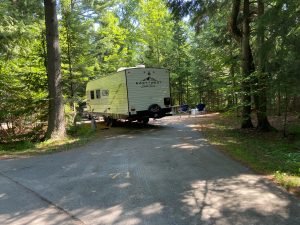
0;0;299;142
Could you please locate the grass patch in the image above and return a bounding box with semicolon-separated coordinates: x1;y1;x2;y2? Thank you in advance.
198;113;300;195
0;122;105;158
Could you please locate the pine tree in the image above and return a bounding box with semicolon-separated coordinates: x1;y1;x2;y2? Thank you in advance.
44;0;66;140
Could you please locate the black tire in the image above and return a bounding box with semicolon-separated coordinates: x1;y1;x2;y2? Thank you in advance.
104;116;110;127
105;117;117;127
106;118;113;127
142;118;149;124
148;104;161;113
103;116;108;123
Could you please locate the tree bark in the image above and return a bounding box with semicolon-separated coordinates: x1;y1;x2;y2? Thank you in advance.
241;0;254;128
229;0;242;42
277;90;281;116
254;0;273;131
44;0;66;140
65;11;75;111
229;0;253;128
283;87;288;137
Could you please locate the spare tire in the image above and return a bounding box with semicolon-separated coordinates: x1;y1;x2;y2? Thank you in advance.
148;104;161;113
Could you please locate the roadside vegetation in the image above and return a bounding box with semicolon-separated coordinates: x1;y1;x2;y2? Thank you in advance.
198;113;300;196
0;122;102;158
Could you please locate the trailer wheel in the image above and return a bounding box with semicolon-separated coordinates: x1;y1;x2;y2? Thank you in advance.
103;116;110;126
103;116;107;123
107;118;113;127
105;117;112;127
142;118;149;125
105;117;116;127
148;104;161;113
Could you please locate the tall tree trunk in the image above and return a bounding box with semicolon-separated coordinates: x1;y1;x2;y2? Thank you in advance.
44;0;66;140
229;0;253;128
241;0;254;128
229;45;237;110
186;73;189;104
65;12;75;111
179;78;183;105
283;87;289;137
277;89;281;116
254;0;273;131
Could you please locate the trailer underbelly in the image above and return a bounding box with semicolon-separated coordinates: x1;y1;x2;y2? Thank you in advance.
91;107;172;121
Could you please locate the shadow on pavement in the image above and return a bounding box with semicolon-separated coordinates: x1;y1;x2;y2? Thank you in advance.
0;116;299;225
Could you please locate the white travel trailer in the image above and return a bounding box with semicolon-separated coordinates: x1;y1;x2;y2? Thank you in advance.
86;66;172;125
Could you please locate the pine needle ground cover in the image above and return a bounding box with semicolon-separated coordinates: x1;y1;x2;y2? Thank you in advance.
196;113;300;196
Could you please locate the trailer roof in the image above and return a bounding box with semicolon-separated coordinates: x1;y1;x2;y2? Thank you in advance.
117;66;169;72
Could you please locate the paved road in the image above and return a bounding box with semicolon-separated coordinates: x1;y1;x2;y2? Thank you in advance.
0;116;299;225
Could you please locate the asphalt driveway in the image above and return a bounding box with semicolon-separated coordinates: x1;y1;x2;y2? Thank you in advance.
0;116;299;225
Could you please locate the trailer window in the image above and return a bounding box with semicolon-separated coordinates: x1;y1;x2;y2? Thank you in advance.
96;89;101;99
102;90;109;96
90;90;95;100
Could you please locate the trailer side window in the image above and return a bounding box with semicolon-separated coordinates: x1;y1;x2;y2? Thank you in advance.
102;90;109;96
90;90;95;100
96;89;101;99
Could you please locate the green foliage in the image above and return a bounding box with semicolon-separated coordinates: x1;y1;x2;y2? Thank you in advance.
0;0;47;143
59;0;101;109
188;7;241;110
274;171;300;191
0;121;106;157
1;0;299;143
137;0;174;67
168;21;192;105
93;10;130;74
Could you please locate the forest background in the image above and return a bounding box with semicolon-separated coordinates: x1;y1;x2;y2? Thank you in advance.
0;0;299;143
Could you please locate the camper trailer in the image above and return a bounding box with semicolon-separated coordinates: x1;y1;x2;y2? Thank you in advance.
86;66;172;125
